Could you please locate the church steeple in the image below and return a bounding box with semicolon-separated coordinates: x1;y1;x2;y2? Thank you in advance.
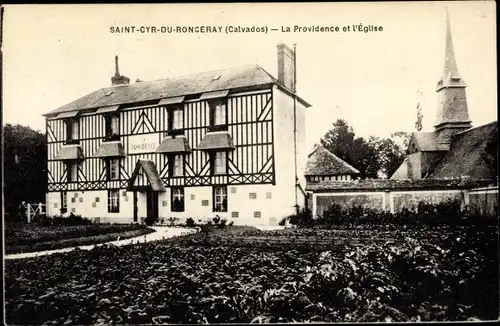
111;55;130;86
434;8;471;148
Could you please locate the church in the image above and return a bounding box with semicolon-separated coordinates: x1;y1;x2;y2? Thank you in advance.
43;43;311;225
391;12;497;182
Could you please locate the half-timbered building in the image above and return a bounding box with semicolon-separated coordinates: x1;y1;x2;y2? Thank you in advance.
43;43;311;225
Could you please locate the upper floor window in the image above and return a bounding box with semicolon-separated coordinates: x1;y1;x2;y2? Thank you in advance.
167;105;184;132
65;118;79;143
105;114;120;139
108;190;120;213
171;187;185;212
209;100;227;126
107;159;120;181
211;151;227;175
66;162;78;182
213;186;227;212
173;155;183;177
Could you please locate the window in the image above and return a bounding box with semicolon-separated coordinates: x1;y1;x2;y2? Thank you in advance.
172;108;183;130
105;114;120;139
231;211;239;218
107;159;120;181
167;105;184;131
61;191;67;214
211;151;227;175
66;118;79;142
173;155;183;177
66;162;78;182
254;211;261;218
171;187;185;212
249;193;257;200
108;190;120;213
213;186;227;212
266;192;272;199
209;100;227;126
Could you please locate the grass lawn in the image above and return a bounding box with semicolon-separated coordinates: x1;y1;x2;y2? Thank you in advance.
4;224;499;324
4;223;154;254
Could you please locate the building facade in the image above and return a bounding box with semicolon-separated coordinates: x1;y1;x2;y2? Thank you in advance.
44;44;311;225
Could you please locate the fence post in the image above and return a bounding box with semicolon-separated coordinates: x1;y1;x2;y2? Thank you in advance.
26;203;31;224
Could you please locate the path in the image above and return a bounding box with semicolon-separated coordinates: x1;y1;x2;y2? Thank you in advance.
5;227;197;260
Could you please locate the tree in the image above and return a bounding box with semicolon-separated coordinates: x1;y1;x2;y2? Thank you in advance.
3;124;47;220
319;119;409;179
415;90;424;131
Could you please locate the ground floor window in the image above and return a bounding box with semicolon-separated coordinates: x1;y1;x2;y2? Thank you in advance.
108;190;120;213
171;187;185;212
213;186;227;212
60;191;67;214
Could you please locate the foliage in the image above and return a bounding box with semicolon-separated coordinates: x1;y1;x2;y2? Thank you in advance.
3;124;47;218
31;213;92;226
186;218;195;228
145;215;159;226
5;225;498;324
310;199;495;228
319;119;410;178
4;223;152;254
286;208;314;227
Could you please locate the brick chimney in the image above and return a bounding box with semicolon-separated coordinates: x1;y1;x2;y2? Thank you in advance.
277;43;296;92
111;55;130;86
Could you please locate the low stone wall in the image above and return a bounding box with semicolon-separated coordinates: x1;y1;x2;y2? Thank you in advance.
307;179;498;218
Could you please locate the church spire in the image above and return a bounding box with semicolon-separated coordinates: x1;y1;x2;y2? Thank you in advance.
111;55;130;86
434;8;471;147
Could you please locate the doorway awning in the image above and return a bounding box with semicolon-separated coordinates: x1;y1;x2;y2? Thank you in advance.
156;137;191;154
92;141;126;158
127;159;166;192
197;132;235;151
54;145;85;161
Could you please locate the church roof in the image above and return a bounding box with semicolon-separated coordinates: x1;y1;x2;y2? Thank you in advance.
411;132;443;152
305;145;360;176
43;64;311;117
427;121;498;180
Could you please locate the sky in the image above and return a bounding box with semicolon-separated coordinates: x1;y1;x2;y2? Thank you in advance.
2;2;497;151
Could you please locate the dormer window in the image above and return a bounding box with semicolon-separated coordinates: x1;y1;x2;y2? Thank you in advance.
65;118;79;144
105;114;120;140
209;99;227;126
106;158;120;181
168;154;184;177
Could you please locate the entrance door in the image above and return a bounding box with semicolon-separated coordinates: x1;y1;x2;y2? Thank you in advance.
146;187;158;222
133;191;138;222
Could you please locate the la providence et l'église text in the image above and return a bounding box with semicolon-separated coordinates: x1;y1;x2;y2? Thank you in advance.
109;24;383;34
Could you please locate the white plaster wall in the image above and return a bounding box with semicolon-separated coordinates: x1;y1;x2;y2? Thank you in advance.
273;86;307;216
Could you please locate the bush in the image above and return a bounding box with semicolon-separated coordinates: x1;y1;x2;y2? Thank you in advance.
186;217;195;228
145;215;159;226
287;208;313;227
32;213;92;226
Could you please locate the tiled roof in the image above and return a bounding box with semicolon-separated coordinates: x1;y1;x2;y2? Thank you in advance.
156;137;191;154
305;145;360;176
54;145;84;161
411;132;447;152
197;132;235;151
428;121;498;180
92;141;126;158
305;177;495;192
44;64;310;117
127;159;166;192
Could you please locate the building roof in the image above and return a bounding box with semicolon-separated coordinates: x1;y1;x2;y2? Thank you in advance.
127;159;166;192
428;121;498;180
44;64;311;117
305;145;360;176
411;132;448;152
156;137;191;154
305;177;495;192
92;141;126;158
197;132;235;151
54;145;85;161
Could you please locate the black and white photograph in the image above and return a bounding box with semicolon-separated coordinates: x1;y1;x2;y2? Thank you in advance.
1;1;498;324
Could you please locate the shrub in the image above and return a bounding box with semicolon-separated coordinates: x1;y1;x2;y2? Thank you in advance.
287;208;313;227
32;213;92;226
186;217;195;228
144;215;158;226
167;217;179;226
219;219;227;229
213;216;221;225
278;217;287;226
